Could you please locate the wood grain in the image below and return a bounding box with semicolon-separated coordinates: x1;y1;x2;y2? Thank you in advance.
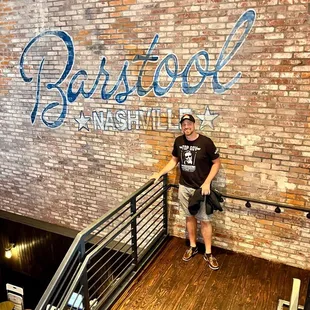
112;237;310;310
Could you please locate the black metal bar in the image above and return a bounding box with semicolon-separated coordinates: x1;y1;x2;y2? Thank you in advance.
85;211;132;256
37;178;170;310
137;221;164;252
163;174;168;235
87;229;132;278
168;183;310;214
130;197;138;270
80;188;169;302
88;246;132;298
137;230;167;260
136;197;163;223
217;190;310;212
88;230;133;288
87;228;131;262
138;231;165;260
136;177;163;204
85;205;131;246
136;182;164;206
36;189;140;310
89;186;169;307
85;186;168;263
101;232;168;310
89;253;134;300
68;285;84;310
52;252;82;310
136;206;163;240
87;187;168;260
80;242;90;310
58;263;90;310
95;259;136;308
137;209;164;248
78;180;155;243
93;258;135;302
36;243;82;310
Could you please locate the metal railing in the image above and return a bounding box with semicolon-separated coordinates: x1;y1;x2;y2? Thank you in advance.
215;189;310;219
36;175;170;310
169;184;310;219
36;179;310;310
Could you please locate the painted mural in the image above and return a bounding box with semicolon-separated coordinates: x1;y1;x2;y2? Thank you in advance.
19;9;256;131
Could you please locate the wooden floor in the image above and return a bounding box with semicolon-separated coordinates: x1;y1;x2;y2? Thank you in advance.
112;237;310;310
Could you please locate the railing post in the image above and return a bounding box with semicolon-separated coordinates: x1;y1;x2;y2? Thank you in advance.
80;242;91;310
130;197;138;269
163;174;168;235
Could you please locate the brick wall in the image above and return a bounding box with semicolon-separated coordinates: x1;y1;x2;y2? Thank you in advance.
0;0;309;269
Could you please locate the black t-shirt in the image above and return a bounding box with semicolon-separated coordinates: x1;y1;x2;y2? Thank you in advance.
172;134;219;189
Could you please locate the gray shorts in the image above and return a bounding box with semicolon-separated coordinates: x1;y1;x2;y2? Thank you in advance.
178;184;211;222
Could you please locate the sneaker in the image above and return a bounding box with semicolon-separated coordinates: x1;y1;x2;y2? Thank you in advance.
182;246;198;261
204;253;219;270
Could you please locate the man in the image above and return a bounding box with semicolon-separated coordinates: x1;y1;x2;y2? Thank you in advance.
152;114;221;270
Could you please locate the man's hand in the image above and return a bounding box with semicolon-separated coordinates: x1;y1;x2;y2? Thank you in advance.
201;182;211;195
150;173;161;183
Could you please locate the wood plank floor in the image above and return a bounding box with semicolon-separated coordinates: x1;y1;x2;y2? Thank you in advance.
112;237;310;310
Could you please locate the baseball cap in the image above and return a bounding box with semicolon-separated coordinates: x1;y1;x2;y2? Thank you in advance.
180;114;195;124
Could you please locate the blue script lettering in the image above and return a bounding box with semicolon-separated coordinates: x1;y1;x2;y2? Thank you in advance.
19;9;256;128
213;9;256;93
20;30;74;128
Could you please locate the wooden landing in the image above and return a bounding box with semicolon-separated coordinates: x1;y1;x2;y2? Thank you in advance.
112;237;310;310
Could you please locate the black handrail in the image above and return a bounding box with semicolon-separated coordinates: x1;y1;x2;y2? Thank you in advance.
36;175;170;310
37;178;310;310
169;184;310;218
218;191;310;218
60;185;168;309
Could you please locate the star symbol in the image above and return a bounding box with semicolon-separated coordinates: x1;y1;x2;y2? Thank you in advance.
196;106;219;130
75;111;91;131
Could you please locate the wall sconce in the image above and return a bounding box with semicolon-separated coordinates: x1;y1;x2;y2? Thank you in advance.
5;243;15;259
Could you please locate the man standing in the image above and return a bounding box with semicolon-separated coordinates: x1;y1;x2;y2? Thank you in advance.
152;114;221;270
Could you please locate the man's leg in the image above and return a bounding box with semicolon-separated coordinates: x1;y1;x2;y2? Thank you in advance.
186;216;197;247
182;216;198;261
201;220;212;253
178;185;198;261
201;220;219;270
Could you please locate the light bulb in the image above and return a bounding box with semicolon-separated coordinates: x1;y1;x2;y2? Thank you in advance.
4;243;15;259
5;248;12;259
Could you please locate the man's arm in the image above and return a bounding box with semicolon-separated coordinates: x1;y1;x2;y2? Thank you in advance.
151;156;179;183
201;157;221;195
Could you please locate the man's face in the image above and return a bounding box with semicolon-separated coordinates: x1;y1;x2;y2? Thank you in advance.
184;151;192;164
181;120;195;136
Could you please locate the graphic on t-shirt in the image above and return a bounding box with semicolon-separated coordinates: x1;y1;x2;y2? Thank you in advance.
184;150;193;165
180;145;201;172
